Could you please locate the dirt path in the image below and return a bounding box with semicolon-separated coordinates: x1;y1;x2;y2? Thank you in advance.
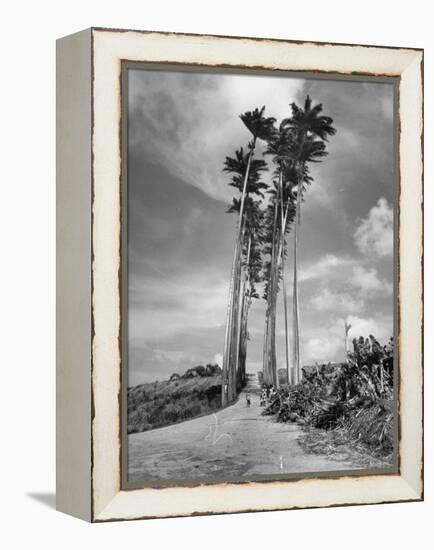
128;375;367;483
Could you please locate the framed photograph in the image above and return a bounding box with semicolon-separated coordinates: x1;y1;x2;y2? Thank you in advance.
56;27;423;522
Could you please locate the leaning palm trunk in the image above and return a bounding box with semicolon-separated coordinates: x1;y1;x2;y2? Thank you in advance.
222;142;256;404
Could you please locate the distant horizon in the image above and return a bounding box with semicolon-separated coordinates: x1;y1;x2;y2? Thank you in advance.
128;334;394;388
127;67;394;386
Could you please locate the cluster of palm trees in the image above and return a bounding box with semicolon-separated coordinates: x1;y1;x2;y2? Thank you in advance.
221;96;336;406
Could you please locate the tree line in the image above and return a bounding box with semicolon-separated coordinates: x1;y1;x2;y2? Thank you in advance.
222;96;336;406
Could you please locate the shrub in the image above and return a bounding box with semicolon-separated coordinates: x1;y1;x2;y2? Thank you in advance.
263;335;394;458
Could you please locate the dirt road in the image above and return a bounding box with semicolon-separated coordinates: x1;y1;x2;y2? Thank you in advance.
128;374;371;483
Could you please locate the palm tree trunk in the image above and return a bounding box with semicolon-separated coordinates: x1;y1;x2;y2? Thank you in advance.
282;260;290;385
292;184;302;384
262;307;270;384
236;234;251;391
268;198;279;388
231;223;246;398
222;240;238;406
279;172;290;385
222;141;257;404
270;235;279;388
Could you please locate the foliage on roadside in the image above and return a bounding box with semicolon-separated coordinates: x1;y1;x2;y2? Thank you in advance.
262;335;394;459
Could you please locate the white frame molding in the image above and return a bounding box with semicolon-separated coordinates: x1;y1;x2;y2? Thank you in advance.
56;27;423;522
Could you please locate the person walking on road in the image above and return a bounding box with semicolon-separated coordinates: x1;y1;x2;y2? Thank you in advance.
246;391;251;408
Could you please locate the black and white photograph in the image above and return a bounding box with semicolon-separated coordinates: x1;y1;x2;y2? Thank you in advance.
124;65;397;485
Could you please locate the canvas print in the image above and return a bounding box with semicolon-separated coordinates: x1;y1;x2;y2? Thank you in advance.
124;66;396;486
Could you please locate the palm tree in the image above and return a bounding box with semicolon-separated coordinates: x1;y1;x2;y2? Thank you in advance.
282;96;336;384
263;125;296;385
222;148;268;403
261;184;280;387
227;197;264;391
222;109;274;405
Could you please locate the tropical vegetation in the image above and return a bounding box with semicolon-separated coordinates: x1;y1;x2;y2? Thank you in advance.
222;95;336;403
262;335;394;461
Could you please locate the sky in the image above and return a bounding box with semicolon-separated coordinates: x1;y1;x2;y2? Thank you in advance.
127;67;395;386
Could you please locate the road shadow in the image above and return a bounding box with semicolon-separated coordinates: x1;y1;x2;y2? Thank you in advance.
26;492;56;510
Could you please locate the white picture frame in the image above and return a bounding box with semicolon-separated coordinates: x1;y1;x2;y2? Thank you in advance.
56;27;423;522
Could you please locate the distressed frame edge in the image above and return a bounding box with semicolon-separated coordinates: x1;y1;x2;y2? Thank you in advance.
90;29;423;522
90;25;424;54
56;27;93;522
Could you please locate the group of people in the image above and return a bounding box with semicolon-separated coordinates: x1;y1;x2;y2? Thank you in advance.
244;384;278;408
260;385;277;407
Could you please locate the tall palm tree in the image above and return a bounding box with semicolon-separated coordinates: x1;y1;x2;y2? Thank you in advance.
227;197;264;391
261;184;280;387
263;125;296;385
222;148;268;403
282;96;336;384
222;109;274;405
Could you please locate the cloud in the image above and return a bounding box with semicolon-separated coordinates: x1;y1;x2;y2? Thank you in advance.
304;336;342;364
299;254;355;282
128;343;217;386
354;198;393;257
128;69;304;203
129;269;229;341
310;287;364;314
213;353;223;367
126;71;395;382
343;315;393;343
351;266;392;297
303;313;393;365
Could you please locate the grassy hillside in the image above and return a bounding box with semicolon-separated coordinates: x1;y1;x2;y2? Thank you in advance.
127;365;222;434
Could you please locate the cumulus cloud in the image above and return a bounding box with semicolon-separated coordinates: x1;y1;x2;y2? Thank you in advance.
351;266;392;297
299;254;355;282
342;315;393;343
310;287;364;314
304;336;342;364
354;198;393;257
303;314;393;365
